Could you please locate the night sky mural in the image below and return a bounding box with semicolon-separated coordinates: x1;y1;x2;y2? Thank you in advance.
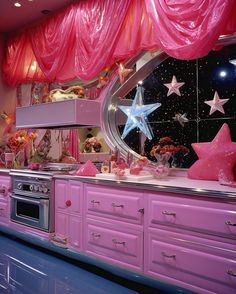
118;44;236;168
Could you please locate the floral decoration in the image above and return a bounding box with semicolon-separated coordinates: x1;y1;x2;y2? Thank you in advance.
150;136;189;157
83;137;102;153
7;130;38;154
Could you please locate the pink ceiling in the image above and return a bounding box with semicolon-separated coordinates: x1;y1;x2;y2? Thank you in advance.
0;0;74;33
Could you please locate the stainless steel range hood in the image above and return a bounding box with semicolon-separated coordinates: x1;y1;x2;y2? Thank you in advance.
16;99;101;129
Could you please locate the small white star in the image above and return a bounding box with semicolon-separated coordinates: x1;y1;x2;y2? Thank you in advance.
173;113;189;127
204;91;229;115
164;75;185;96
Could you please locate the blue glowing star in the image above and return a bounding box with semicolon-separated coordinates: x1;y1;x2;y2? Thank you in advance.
118;86;161;140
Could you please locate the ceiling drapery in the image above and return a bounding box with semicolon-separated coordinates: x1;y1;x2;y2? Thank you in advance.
3;0;236;87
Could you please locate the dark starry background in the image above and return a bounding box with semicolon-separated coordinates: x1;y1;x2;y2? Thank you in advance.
118;44;236;168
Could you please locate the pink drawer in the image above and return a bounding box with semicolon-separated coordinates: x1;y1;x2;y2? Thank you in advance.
84;219;143;271
147;192;236;237
84;184;144;224
145;228;236;294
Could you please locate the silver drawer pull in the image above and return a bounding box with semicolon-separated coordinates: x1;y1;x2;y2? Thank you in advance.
112;203;124;208
162;210;176;216
227;270;236;277
112;239;125;245
225;221;236;226
91;200;100;204
91;232;101;238
162;252;176;259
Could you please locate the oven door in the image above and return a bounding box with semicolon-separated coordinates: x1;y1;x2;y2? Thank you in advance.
10;194;50;232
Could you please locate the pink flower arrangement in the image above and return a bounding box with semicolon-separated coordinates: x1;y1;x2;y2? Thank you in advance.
84;137;101;153
150;136;189;157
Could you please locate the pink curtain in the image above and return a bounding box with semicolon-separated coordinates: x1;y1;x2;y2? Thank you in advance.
145;0;236;59
3;0;236;87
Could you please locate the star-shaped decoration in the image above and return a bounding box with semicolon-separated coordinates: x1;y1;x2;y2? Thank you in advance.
204;91;229;115
188;123;236;182
229;59;236;66
118;86;161;140
117;62;133;84
164;75;185;96
173;112;189;127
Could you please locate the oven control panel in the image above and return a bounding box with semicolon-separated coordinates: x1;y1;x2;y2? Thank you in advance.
12;176;52;198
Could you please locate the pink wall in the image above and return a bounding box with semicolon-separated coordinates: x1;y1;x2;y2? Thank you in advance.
0;33;16;138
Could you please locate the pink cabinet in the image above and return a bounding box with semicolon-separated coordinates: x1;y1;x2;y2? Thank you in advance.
147;192;236;237
84;183;144;272
144;191;236;294
84;184;144;224
0;175;11;225
53;180;83;250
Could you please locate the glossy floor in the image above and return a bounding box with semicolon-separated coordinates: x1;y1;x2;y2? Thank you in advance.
0;234;143;294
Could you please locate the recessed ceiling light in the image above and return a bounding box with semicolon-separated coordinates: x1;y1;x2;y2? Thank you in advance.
14;2;22;7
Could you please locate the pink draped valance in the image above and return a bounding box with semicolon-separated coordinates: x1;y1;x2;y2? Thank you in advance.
3;0;236;87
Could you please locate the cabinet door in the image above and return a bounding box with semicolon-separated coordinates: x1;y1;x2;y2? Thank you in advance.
69;181;82;215
55;180;68;211
145;228;236;294
55;212;68;239
0;175;10;202
69;216;82;250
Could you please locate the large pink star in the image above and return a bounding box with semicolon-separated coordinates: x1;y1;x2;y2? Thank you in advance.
204;91;229;115
188;123;236;182
164;75;185;96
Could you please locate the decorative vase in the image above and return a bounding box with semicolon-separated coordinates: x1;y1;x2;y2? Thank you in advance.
150;153;171;178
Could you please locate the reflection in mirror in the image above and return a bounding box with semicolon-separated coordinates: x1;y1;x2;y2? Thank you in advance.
114;44;236;168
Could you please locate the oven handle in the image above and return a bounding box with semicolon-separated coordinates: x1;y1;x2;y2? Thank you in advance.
10;194;42;205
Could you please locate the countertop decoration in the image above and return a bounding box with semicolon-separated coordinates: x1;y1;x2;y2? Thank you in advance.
150;136;190;169
188;123;236;185
73;160;99;176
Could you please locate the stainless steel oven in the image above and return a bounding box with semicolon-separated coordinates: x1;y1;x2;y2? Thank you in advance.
10;171;54;232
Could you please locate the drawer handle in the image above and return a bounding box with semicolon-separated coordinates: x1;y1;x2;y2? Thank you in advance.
112;239;126;245
91;200;100;204
112;203;124;208
162;210;176;216
227;270;236;277
162;252;176;259
91;232;101;238
225;221;236;226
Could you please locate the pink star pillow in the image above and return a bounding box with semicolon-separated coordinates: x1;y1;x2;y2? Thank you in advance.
188;123;236;182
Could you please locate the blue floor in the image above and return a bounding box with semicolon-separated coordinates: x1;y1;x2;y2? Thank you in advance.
0;233;142;294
